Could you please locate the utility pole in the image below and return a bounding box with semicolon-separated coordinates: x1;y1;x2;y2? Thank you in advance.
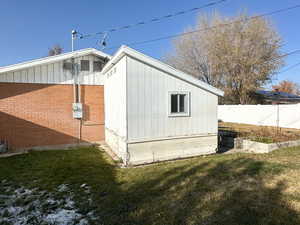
276;102;280;134
70;30;83;142
71;30;77;52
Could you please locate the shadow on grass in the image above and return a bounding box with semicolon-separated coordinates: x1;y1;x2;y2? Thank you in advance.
0;148;299;225
110;158;299;225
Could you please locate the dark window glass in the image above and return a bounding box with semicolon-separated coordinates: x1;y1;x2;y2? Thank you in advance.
171;94;178;113
170;93;187;114
80;60;90;71
63;62;72;70
93;61;103;72
179;94;185;112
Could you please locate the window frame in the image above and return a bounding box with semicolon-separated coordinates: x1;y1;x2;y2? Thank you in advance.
93;61;103;72
168;91;190;117
80;60;90;71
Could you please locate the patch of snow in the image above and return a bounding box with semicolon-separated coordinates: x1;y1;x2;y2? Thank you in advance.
80;183;87;188
0;183;97;225
57;184;69;192
0;194;10;199
65;197;75;208
7;206;24;214
45;209;82;224
79;218;89;225
15;188;33;195
46;198;57;205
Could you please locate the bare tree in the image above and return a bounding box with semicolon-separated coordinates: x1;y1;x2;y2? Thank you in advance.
272;80;300;95
48;44;63;56
165;12;283;104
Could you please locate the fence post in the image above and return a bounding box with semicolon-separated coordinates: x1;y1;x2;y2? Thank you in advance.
276;103;280;134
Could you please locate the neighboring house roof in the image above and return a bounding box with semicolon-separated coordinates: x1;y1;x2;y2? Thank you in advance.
102;45;224;97
256;90;300;103
0;48;111;74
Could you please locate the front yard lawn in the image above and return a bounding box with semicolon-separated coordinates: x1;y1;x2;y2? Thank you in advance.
1;146;300;225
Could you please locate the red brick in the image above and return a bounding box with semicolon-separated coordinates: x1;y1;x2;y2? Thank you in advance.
0;83;104;149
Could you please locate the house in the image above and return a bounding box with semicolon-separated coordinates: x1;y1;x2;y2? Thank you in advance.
255;90;300;104
0;48;110;151
0;45;223;165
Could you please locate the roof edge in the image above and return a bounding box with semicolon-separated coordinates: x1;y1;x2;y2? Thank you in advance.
0;48;111;74
102;45;224;97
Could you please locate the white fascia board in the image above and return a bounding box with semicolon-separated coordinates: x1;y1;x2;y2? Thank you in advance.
0;48;111;74
102;46;126;73
102;45;224;97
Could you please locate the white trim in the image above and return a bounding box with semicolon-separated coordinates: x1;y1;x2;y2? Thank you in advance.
0;48;111;74
102;45;224;97
168;91;191;117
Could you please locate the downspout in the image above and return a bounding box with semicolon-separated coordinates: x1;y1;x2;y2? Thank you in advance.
78;65;81;103
71;30;82;143
71;58;82;143
77;63;82;142
71;58;77;103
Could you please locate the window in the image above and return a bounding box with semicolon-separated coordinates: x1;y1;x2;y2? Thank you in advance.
63;61;72;70
169;92;190;117
93;61;103;72
80;60;90;71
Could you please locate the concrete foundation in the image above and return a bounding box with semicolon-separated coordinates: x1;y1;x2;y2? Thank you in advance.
105;128;127;162
234;138;300;153
17;142;98;152
104;128;218;166
127;135;218;165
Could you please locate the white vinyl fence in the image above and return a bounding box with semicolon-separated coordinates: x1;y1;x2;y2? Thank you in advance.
218;104;300;129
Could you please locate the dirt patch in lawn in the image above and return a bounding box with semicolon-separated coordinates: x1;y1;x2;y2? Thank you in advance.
219;122;300;143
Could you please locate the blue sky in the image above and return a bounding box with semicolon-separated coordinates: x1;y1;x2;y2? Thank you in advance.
1;0;300;86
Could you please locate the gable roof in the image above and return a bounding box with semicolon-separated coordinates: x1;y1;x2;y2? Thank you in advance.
102;45;224;97
0;48;111;74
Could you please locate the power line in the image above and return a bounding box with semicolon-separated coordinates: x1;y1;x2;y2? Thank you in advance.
219;50;300;71
79;0;228;39
277;61;300;74
278;50;300;59
234;50;300;70
272;59;300;81
273;50;300;76
104;4;300;50
253;50;300;83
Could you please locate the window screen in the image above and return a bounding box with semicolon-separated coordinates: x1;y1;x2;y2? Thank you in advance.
169;92;190;116
93;61;103;72
80;60;90;71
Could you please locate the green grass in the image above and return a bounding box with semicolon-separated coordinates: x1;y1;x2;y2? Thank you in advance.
1;147;300;225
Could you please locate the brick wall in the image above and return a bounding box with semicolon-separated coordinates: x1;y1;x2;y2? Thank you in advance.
0;83;104;150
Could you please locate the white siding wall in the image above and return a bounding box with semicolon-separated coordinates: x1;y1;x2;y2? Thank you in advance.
0;55;105;85
104;56;128;159
126;56;218;142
